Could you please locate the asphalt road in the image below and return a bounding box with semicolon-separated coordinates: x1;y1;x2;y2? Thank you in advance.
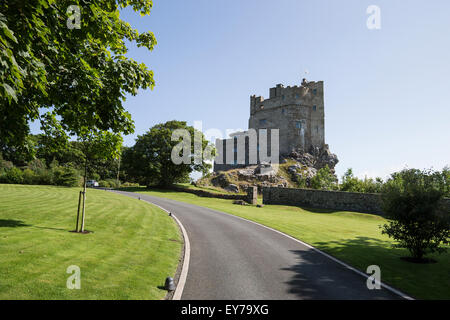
113;190;402;300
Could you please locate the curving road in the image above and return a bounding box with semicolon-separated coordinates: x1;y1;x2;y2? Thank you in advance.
113;190;404;300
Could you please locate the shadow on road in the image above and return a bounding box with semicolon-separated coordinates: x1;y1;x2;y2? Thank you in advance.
281;237;405;300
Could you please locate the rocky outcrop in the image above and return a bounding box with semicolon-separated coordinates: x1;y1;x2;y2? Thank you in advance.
283;144;339;187
199;145;338;192
287;144;338;172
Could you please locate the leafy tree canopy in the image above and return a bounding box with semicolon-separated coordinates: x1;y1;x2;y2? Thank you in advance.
122;120;214;187
0;0;156;147
310;165;338;191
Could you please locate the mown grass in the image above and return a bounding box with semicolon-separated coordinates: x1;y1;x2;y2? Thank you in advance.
127;187;450;300
0;184;182;300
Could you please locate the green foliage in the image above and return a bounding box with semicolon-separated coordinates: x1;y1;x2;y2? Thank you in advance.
52;166;80;187
0;160;82;187
122;120;214;187
340;168;384;193
0;0;156;149
98;179;120;189
381;168;450;260
310;165;338;190
0;157;13;170
442;166;450;197
22;168;37;185
2;167;23;184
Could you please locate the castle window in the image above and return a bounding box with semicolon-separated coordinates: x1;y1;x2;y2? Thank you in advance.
282;95;285;100
295;121;302;129
282;108;286;115
295;94;299;99
313;105;317;111
313;89;317;95
259;119;267;126
316;126;319;133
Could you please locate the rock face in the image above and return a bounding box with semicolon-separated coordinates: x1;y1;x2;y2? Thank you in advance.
225;184;240;193
287;144;338;172
283;144;338;187
199;144;338;192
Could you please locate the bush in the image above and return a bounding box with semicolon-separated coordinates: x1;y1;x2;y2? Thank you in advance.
340;168;383;193
2;167;24;184
381;168;450;261
105;178;120;189
22;168;37;185
310;165;338;190
34;168;54;185
27;158;46;171
0;159;13;170
98;180;110;188
121;182;139;187
52;166;80;187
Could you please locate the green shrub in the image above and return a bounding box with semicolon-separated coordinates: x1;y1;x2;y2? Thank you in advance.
105;178;120;189
121;182;139;187
381;168;450;261
52;166;80;187
3;167;24;184
98;180;110;188
22;168;37;185
0;159;13;170
34;168;54;185
0;169;7;183
340;168;383;193
310;165;338;190
27;159;46;171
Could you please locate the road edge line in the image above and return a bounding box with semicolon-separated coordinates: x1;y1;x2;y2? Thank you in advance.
205;207;415;300
141;200;190;301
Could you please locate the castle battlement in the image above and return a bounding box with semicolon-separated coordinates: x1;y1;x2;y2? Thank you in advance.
249;79;325;155
250;80;323;116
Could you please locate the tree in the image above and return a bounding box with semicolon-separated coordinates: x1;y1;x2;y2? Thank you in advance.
310;165;338;190
340;168;383;193
381;169;450;262
122;121;213;187
75;130;123;233
1;1;156;148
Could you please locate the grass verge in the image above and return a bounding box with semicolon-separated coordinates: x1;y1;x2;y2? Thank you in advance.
0;184;182;300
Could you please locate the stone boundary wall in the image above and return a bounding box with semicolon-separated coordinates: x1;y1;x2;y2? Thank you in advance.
262;187;450;215
171;186;249;202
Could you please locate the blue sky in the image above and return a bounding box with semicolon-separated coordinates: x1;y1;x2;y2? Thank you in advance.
54;1;450;179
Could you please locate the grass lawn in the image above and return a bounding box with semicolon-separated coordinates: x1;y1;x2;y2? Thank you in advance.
0;184;182;300
126;187;450;300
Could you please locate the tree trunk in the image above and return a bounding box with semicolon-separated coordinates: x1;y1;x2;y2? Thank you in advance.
80;159;88;232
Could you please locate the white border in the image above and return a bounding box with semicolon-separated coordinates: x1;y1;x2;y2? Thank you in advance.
141;200;190;300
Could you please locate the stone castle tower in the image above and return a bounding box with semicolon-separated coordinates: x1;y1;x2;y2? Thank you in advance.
214;79;328;172
249;79;325;155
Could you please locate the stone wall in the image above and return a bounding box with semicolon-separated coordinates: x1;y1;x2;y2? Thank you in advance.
171;186;258;204
262;186;450;215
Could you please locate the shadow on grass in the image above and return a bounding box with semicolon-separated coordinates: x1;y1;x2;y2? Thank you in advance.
0;219;30;228
300;207;342;214
313;236;404;266
33;226;69;232
281;238;406;300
